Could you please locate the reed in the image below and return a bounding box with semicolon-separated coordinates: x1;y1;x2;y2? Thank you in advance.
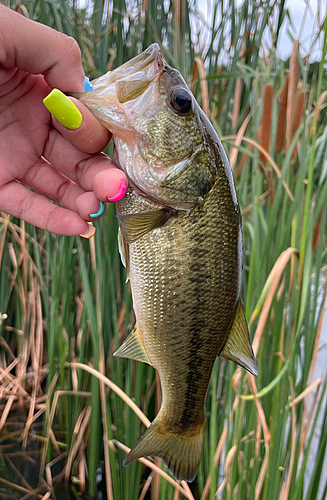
259;83;273;172
0;1;326;500
275;75;289;153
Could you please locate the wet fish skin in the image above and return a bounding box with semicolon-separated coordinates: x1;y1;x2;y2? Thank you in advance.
73;44;257;482
115;177;242;481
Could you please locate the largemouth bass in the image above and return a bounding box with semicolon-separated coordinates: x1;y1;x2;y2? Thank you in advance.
74;44;257;482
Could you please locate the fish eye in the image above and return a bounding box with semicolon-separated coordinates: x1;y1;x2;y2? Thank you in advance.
170;88;192;115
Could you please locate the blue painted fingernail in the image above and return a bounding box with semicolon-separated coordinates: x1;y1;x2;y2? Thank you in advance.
90;200;105;219
84;76;94;92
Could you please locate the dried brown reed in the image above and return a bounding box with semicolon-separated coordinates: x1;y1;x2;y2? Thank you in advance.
286;41;300;153
222;135;294;201
259;84;273;169
194;58;210;118
275;75;289;153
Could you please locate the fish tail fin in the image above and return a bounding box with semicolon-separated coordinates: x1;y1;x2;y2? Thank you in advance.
123;414;206;482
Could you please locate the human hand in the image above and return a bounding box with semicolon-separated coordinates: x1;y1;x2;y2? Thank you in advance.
0;6;127;236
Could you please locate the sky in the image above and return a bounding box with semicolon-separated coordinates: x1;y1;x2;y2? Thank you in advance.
197;0;326;61
77;0;326;62
272;0;325;60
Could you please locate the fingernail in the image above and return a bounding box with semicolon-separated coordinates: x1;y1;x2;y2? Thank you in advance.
90;200;105;219
80;223;96;239
108;179;127;202
43;89;83;130
84;76;94;92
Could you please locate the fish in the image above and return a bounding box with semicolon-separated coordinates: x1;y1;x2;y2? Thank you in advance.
73;44;258;482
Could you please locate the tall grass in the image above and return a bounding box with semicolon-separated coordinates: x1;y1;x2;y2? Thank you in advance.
0;1;327;499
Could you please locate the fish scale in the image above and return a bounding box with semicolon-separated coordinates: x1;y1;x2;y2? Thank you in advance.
73;43;258;482
117;174;240;432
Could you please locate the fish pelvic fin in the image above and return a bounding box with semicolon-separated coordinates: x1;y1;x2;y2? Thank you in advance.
117;209;173;243
113;324;152;365
123;414;206;482
117;227;130;282
220;298;258;376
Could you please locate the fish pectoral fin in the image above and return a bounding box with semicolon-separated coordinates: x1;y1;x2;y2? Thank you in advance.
220;298;258;376
117;209;173;243
124;413;206;482
113;325;152;365
117;227;130;281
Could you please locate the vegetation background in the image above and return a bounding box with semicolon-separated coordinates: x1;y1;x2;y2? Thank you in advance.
0;1;327;499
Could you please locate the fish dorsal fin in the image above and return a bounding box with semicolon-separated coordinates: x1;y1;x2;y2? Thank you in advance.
220;298;258;376
113;325;152;365
117;227;130;281
117;209;173;244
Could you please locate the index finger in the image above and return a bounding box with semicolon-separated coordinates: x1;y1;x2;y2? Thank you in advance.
0;5;85;92
50;97;112;154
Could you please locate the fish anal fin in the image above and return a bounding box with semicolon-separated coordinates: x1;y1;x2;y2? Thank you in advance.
117;227;130;281
113;325;151;365
117;209;173;244
220;298;258;376
123;413;206;482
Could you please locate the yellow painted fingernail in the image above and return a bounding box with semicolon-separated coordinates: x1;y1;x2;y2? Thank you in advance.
43;89;82;129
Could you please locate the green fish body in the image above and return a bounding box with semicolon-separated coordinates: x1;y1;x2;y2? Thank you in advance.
74;44;257;482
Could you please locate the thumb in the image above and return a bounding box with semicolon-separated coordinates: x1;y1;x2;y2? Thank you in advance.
0;5;85;92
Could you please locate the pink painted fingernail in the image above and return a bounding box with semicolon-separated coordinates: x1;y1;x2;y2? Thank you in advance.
108;179;127;202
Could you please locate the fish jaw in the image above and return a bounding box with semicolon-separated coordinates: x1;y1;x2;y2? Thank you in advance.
73;45;220;209
91;43;163;90
75;44;164;140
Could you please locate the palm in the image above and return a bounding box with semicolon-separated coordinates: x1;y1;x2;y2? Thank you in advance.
0;69;50;186
0;66;113;235
0;5;126;235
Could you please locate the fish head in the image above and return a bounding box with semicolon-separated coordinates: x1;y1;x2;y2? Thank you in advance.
77;44;228;208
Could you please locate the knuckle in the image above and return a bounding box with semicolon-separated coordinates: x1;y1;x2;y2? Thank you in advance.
24;162;43;185
43;205;61;233
55;179;71;204
74;158;88;186
60;34;82;68
17;192;35;220
43;129;57;161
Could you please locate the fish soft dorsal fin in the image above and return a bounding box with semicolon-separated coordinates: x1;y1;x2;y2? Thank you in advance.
117;209;172;244
113;325;152;365
117;227;130;281
220;298;258;376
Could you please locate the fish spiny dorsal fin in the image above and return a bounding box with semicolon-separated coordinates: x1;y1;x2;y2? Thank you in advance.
123;412;206;482
220;298;258;376
117;209;173;244
113;325;152;365
117;227;130;281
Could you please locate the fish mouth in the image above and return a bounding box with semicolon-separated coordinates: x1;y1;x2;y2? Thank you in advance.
73;44;166;151
89;43;164;104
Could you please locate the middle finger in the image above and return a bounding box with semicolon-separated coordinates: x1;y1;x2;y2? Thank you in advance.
43;127;127;201
20;156;103;219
